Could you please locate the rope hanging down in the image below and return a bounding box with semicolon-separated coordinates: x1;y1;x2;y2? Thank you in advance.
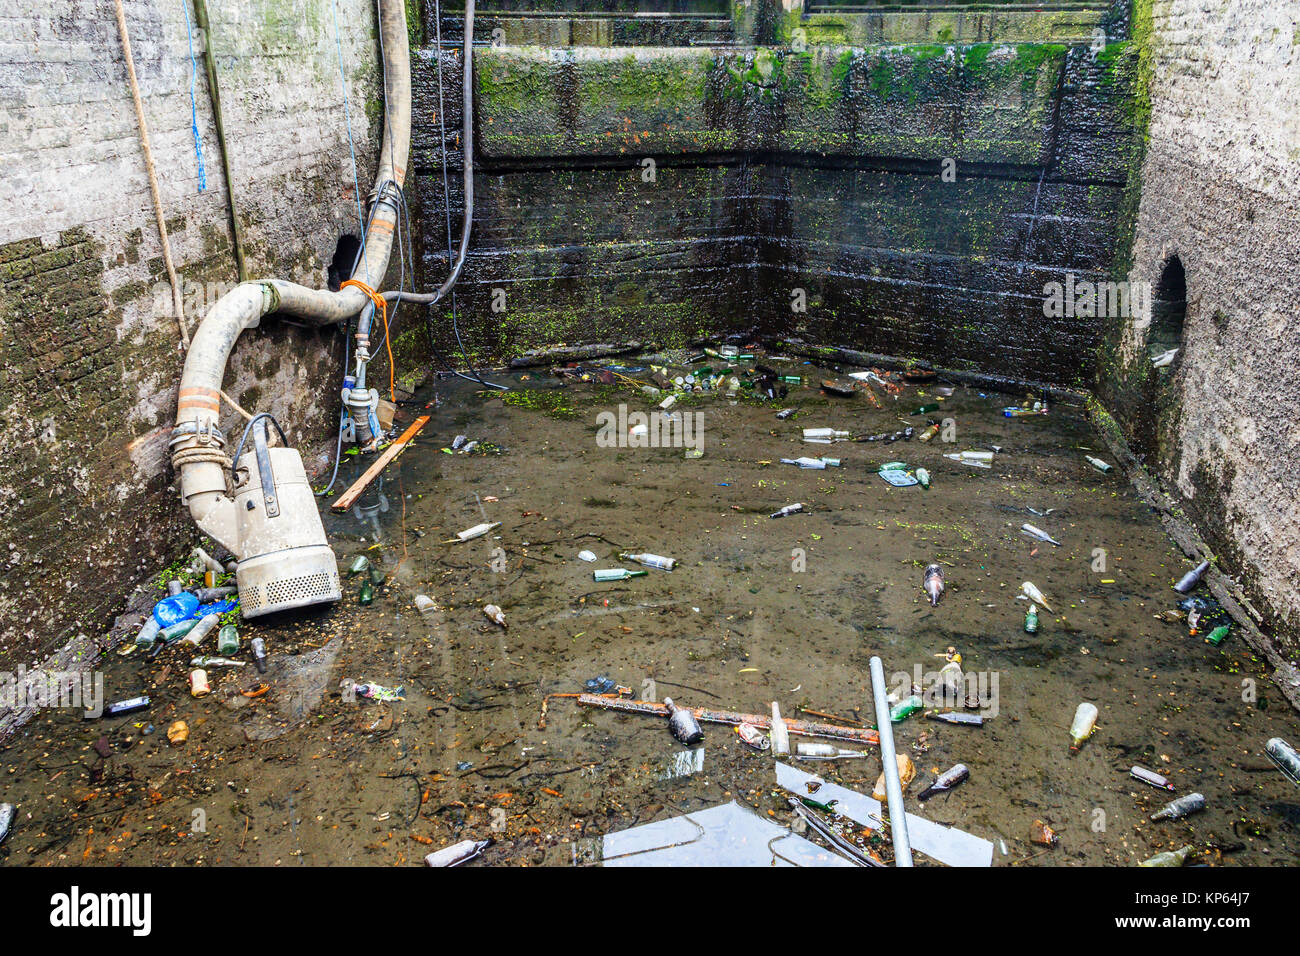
112;0;190;348
340;278;397;402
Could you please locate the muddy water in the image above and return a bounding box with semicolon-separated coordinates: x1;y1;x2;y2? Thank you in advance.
2;358;1298;867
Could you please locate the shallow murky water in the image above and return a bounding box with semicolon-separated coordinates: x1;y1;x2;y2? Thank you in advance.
2;355;1298;866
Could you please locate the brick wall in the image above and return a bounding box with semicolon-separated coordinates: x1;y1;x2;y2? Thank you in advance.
0;0;394;671
1103;0;1300;652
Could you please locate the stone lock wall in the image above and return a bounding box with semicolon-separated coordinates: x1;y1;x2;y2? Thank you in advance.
0;0;410;676
1100;0;1300;655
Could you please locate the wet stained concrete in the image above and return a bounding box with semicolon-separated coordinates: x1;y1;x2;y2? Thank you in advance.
2;354;1298;867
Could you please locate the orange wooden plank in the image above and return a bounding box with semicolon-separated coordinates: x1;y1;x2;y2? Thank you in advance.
330;412;431;511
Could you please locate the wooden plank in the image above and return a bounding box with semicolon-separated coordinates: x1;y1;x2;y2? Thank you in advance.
331;410;432;511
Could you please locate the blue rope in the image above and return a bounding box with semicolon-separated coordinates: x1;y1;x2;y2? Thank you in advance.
180;0;206;191
331;0;364;236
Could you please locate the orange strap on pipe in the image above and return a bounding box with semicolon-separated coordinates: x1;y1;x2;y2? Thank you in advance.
341;278;396;402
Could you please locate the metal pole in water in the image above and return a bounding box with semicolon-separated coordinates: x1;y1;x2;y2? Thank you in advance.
870;656;913;867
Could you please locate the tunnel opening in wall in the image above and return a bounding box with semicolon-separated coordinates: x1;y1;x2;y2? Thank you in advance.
1148;254;1187;367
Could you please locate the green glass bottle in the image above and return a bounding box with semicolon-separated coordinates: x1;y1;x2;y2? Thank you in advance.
160;619;198;644
217;624;239;655
1025;604;1039;634
911;403;940;415
890;694;923;722
348;555;370;576
1139;845;1195;867
359;580;374;605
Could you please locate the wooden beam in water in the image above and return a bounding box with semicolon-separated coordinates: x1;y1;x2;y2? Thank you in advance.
331;410;432;512
576;694;880;746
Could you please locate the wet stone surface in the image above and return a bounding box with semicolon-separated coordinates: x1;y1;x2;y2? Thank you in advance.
2;356;1298;866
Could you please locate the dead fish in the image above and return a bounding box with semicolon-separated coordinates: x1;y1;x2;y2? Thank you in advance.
1021;523;1061;547
923;564;945;606
0;803;13;845
917;763;969;801
483;604;507;629
1021;581;1054;612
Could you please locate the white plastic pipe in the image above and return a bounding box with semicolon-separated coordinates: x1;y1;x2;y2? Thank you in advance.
870;656;913;867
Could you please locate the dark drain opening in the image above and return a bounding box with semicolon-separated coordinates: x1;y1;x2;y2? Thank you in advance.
1149;255;1187;364
327;234;362;292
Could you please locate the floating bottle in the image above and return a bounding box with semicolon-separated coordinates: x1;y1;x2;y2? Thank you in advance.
1150;793;1206;821
917;763;969;801
160;618;199;644
923;564;945;606
770;701;790;755
250;637;268;674
917;422;941;443
1131;765;1175;791
1084;455;1112;473
593;568;648;582
359;579;374;605
770;503;804;518
619;552;676;571
455;522;501;542
216;624;239;655
803;428;850;441
663;697;704;745
890;694;923;722
1173;559;1211;594
915;467;931;489
1139;845;1195;867
1069;702;1099;751
95;696;150;719
910;403;939;416
425;839;492;868
190;656;245;669
1021;581;1053;612
1266;738;1300;786
775;408;796;420
135;617;161;648
796;742;867;759
1024;604;1039;634
926;710;984;726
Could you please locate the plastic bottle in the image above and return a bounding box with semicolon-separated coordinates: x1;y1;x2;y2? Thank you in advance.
1150;793;1206;821
1069;702;1099;751
619;552;676;571
770;701;790;755
781;457;826;469
1205;624;1230;646
179;613;221;648
803;428;850;440
1139;845;1196;867
769;503;804;518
